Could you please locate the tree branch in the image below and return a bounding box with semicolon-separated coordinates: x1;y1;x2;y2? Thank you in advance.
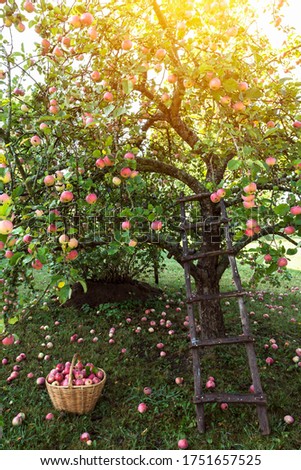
135;156;205;193
217;225;299;279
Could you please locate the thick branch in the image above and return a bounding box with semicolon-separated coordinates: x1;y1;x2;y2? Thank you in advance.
168;114;200;150
135;156;205;193
170;78;185;118
134;84;169;116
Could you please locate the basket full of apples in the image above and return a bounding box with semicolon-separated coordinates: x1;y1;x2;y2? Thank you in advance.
46;353;106;414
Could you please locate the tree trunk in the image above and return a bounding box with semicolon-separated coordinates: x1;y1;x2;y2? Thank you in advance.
194;263;226;339
191;200;226;339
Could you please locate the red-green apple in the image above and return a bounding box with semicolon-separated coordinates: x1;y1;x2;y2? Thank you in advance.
209;77;221;90
151;220;163;231
60;191;74;203
86;193;97;204
121;220;131;230
80;13;94;26
30;135;41;146
44;175;55;186
0;220;13;235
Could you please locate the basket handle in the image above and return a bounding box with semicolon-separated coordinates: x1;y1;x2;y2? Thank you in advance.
68;353;81;388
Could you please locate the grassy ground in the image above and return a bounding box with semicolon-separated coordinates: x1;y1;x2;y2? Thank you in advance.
1;258;301;450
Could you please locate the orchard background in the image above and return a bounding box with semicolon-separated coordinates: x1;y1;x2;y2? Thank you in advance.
0;0;301;450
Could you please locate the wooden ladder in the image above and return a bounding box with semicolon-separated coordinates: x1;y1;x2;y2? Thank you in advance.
177;192;270;435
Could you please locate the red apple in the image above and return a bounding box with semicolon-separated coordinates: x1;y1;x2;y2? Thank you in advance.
103;91;113;102
69;15;81;28
66;250;78;260
32;259;43;270
121;220;131;230
178;439;189;449
2;335;15;346
23;234;32;243
85;193;97;204
23;1;35;13
30;135;41;146
155;48;166;60
120;167;132;178
238;81;248;91
233;101;246;112
167;73;177;84
246;219;258;229
91;71;101;82
103;156;114;166
124;152;135;160
266;156;276;166
68;238;78;248
151;220;163;231
0;220;13;235
96;158;105;168
284;226;295;235
80;13;94;26
121;39;133;51
277;257;288;267
88;27;98;40
209;77;221;90
210;192;220;203
220;95;231;105
60;191;74;203
44;175;55;186
53;46;63;58
137;403;148;413
290;206;301;215
243;182;257;193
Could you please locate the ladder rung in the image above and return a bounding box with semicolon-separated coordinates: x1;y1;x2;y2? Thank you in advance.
194;392;267;405
176;193;211;203
182;249;235;262
187;290;246;303
181;218;229;231
190;335;255;348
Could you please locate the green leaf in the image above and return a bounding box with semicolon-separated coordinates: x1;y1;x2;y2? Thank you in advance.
79;279;87;293
264;128;278;138
223;78;238;92
287;248;298;256
50;274;62;287
245;88;262;100
58;285;72;304
103;104;115;116
273;204;290;216
9;253;24;266
120;208;133;217
227;159;242;171
122;79;134;94
8;316;19;325
253;160;267;170
12;186;24;198
37;247;47;264
113;107;127;118
93;150;101;158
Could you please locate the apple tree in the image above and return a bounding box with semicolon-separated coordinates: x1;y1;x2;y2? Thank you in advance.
0;0;301;338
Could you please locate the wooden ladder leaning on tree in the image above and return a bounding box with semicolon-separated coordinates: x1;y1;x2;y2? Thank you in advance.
177;192;270;435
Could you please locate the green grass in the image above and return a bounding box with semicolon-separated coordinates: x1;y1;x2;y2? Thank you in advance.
1;259;301;450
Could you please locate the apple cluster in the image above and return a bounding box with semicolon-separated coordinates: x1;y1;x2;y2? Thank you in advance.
46;360;104;387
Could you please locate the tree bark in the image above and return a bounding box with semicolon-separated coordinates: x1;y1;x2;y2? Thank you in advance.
194;266;226;340
190;199;226;339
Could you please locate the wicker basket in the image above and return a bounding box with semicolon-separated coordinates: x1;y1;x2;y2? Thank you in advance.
46;353;106;414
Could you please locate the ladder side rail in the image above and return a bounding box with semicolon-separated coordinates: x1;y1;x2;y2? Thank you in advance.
220;201;270;435
179;196;205;433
